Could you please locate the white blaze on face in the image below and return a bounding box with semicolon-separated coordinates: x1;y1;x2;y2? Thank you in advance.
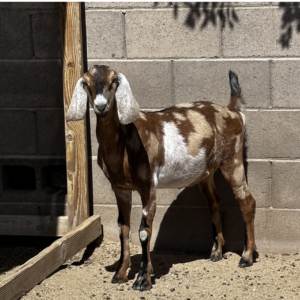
94;94;108;110
156;122;207;189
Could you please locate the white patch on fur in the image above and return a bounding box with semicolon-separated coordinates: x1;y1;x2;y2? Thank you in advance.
94;94;108;110
240;112;246;125
139;112;147;121
156;122;207;189
142;209;148;216
173;112;186;121
153;173;158;187
176;102;195;108
139;230;147;241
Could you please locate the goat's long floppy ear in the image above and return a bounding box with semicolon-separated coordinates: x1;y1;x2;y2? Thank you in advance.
65;77;87;122
115;73;140;125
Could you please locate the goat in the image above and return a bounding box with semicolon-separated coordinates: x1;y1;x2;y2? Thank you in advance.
66;65;256;291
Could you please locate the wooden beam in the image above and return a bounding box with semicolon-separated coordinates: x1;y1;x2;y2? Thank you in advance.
59;2;89;230
0;215;102;300
0;215;68;237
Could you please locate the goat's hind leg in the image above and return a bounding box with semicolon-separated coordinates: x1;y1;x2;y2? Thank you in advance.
198;175;224;262
111;190;132;283
132;188;156;291
220;161;256;267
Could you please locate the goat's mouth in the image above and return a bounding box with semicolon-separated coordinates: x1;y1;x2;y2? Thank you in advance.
94;105;109;117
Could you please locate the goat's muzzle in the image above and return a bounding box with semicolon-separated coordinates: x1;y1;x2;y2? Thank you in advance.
94;104;109;117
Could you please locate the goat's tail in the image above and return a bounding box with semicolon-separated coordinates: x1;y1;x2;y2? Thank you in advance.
228;70;243;112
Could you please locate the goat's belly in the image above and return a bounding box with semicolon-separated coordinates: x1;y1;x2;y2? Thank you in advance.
155;147;207;189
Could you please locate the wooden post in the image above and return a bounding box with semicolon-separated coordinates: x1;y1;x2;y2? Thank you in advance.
60;3;89;230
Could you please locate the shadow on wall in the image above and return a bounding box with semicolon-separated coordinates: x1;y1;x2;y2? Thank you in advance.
154;2;239;30
153;170;245;254
279;2;300;48
153;2;300;49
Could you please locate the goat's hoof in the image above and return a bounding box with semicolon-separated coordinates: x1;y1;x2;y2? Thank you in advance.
210;251;222;262
238;257;253;268
132;272;152;291
253;250;259;260
111;273;128;284
132;280;152;291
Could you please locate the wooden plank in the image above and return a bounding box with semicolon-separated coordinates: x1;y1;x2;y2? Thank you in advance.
59;2;89;230
0;215;102;300
0;215;69;237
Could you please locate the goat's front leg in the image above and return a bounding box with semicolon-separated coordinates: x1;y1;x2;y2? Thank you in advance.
111;189;132;283
132;187;156;291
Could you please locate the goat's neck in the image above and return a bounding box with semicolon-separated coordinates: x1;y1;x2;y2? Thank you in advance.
96;100;124;153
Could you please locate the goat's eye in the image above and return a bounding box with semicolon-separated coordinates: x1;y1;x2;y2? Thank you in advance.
110;78;118;90
82;82;89;91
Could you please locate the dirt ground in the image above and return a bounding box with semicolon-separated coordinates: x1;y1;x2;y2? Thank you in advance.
1;237;300;300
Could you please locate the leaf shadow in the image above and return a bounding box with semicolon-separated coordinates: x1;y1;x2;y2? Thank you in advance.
279;2;300;48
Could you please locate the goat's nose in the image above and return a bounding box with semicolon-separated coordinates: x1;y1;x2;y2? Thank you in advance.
96;103;106;111
94;94;108;111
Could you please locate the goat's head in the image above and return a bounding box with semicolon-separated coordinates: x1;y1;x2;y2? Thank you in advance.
66;65;140;125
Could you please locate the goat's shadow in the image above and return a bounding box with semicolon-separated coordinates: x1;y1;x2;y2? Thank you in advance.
105;170;247;283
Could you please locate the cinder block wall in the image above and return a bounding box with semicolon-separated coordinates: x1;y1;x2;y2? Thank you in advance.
85;2;300;253
0;3;67;216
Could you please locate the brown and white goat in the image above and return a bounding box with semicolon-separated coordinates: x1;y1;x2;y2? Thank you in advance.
66;65;256;291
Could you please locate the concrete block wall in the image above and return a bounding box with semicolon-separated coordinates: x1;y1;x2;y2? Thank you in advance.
85;2;300;253
0;3;67;216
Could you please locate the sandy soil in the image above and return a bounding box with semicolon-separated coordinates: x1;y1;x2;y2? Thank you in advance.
1;238;300;300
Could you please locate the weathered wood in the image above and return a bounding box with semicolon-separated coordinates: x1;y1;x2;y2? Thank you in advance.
60;2;89;230
0;215;68;237
0;215;102;300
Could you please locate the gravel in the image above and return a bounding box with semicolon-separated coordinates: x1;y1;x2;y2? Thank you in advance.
1;238;300;299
